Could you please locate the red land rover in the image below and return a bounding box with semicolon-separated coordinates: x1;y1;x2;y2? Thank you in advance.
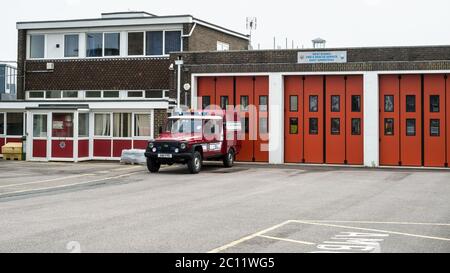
144;111;241;174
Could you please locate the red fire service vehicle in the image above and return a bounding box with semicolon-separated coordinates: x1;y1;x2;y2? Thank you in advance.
145;111;242;174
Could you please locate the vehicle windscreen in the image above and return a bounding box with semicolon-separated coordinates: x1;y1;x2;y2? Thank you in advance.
166;118;203;134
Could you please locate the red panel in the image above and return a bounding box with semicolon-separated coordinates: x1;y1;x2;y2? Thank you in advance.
197;77;216;110
235;76;255;162
379;75;400;166
51;140;73;158
424;74;446;167
133;140;149;150
0;138;5;154
94;139;112;157
78;139;89;158
113;140;132;158
32;140;47;158
6;138;22;143
346;75;364;165
400;75;422;166
215;77;234;110
447;74;450;168
254;76;269;162
303;76;324;164
326;76;346;164
284;76;304;163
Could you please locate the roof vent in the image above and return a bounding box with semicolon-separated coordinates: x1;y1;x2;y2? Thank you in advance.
101;11;156;19
312;37;326;48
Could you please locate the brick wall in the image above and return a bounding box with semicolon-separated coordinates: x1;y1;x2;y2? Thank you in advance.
153;109;168;138
186;24;249;52
16;29;27;99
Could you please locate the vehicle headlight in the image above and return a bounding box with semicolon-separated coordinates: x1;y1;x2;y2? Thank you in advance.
149;142;154;148
152;147;157;153
180;143;187;150
174;148;179;153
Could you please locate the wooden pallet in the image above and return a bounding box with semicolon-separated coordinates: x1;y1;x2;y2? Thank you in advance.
3;154;23;161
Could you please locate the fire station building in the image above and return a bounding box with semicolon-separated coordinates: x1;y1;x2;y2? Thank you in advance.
1;11;450;169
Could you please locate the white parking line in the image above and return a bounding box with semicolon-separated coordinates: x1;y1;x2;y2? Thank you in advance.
293;220;450;227
0;174;95;189
257;235;315;245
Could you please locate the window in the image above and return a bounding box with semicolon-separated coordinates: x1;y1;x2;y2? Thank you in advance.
46;90;62;99
220;96;229;110
430;95;440;113
33;115;47;137
62;91;78;98
6;113;23;135
290;96;298;112
331;118;340;135
30;35;45;58
104;33;120;56
29;91;45;98
127;91;143;98
406;119;416;136
430;119;440;137
259;96;268;112
351;118;361;135
406;95;416;112
309;118;318;135
384;118;394;136
86;33;103;57
241;117;249;133
202;96;211;110
94;114;111;136
113;113;131;138
309;96;318;112
103;91;119;98
145;90;163;98
351;95;361;112
0;113;4;135
289;118;298;134
146;31;163;56
217;41;230;51
64;34;79;57
86;91;102;98
331;95;340;112
259;117;268;134
384;95;394;112
52;113;73;138
128;32;144;56
134;114;151;137
241;96;249;111
78;113;89;137
164;31;181;54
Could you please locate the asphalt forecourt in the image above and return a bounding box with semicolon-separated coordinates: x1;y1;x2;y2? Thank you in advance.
0;160;448;254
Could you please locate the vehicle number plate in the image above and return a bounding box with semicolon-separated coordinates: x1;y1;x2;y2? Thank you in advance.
158;153;172;158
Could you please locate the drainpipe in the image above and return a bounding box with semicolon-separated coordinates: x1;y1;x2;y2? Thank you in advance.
175;56;184;110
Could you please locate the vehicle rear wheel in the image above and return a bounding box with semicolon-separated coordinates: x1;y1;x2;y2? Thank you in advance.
223;149;235;168
147;158;161;173
188;151;202;174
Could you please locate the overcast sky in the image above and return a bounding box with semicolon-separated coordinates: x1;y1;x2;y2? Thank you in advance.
1;0;450;62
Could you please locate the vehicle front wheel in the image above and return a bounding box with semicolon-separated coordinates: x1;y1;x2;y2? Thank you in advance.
223;149;235;168
188;151;202;174
147;158;161;173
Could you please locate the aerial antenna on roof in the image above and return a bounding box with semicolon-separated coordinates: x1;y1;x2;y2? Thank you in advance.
246;17;257;50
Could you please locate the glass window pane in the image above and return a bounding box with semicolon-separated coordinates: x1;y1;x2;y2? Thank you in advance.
29;91;45;98
0;113;4;135
52;113;74;138
128;32;144;56
220;96;229;110
62;91;78;98
351;118;361;135
241;96;249;111
309;118;318;135
134;114;151;137
259;96;268;112
430;119;440;136
309;95;318;112
104;33;120;56
430;95;440;113
289;117;298;134
113;113;131;138
86;33;103;57
331;118;340;135
406;95;416;113
127;91;143;98
331;95;340;112
406;119;416;136
259;117;268;134
78;113;89;137
6;113;24;135
164;31;181;54
64;34;79;57
290;96;298;112
384;95;394;112
94;114;111;136
241;117;249;133
30;35;45;58
351;95;361;112
86;91;102;98
384;118;394;136
145;90;163;98
146;31;163;55
33;115;47;137
103;91;119;98
202;96;211;110
46;90;61;99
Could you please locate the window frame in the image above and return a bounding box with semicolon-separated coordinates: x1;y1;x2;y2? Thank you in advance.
331;95;340;112
289;117;298;135
430;119;440;137
64;34;80;58
127;31;145;56
103;32;121;57
384;118;395;136
133;113;152;138
78;112;90;138
113;113;132;138
86;32;104;58
406;95;416;113
94;113;112;137
330;118;341;135
309;117;319;135
351;118;361;135
32;114;48;138
384;95;395;112
406;118;416;137
430;95;440;113
29;34;46;59
309;95;319;112
240;96;249;112
289;95;298;112
0;112;5;135
351;95;361;112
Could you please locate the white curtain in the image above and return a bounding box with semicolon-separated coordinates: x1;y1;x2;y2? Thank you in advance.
134;114;151;137
95;114;110;136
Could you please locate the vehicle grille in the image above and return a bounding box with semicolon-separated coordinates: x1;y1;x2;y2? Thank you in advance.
155;142;179;153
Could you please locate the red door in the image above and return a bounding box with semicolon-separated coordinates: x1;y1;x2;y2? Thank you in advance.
284;76;304;163
235;76;255;162
447;74;450;168
400;75;422;166
303;76;324;163
424;74;446;167
215;77;234;110
326;76;345;164
197;77;216;110
379;75;400;166
254;76;269;162
346;76;364;165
